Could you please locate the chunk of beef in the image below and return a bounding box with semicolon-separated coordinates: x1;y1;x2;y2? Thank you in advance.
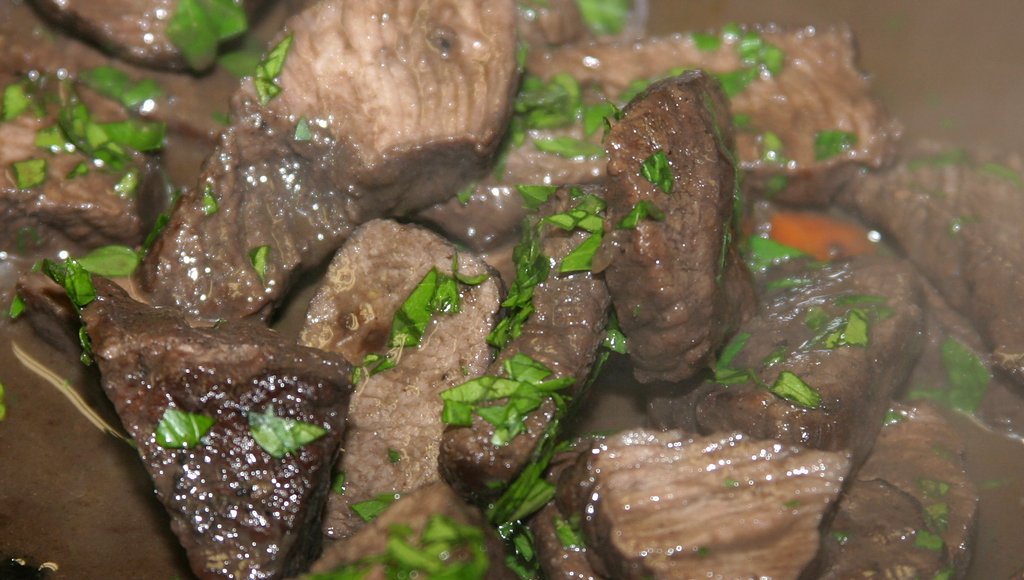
596;70;755;383
13;273;80;355
299;220;501;539
0;73;161;254
839;143;1024;387
439;185;611;497
531;25;899;205
813;403;975;578
517;0;590;50
28;0;268;70
557;430;850;579
80;278;352;579
137;0;519;321
310;482;514;578
687;256;923;468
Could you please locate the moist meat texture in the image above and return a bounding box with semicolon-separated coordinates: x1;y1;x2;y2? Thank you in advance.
439;185;612;497
597;70;755;383
688;256;923;468
531;25;899;205
81;278;352;579
556;430;850;579
137;0;519;321
299;220;501;539
840;144;1024;387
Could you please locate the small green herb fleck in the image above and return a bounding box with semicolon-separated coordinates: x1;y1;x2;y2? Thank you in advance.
814;130;858;161
769;371;821;409
924;502;949;533
217;48;262;78
389;268;461;349
12;158;47;189
783;499;801;509
488;221;550;349
582;101;619;137
746;236;807;272
167;0;248;70
202;186;219;216
553;516;585;549
66;162;89;179
294;117;312;141
602;313;628;354
247;405;327;459
77;245;141;277
387;448;401;464
914;529;944;552
255;35;294;105
331;471;346;495
908;337;990;414
40;258;96;310
761;131;787;164
2;82;30;121
639;150;673;193
918;478;950;499
249;245;271;282
714;68;759;98
831;530;850;545
533;136;604;159
517;184;558;211
617;200;666;229
883;407;908;426
979;162;1024;189
724;478;740;489
692;31;722;52
79;66;163;109
155;408;215;449
350;492;401;523
575;0;632;35
9;294;25;320
113;169;140;198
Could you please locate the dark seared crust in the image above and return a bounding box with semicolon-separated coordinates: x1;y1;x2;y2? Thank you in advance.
439;185;612;498
557;430;850;579
839;144;1024;387
81;278;352;579
531;26;899;205
137;0;519;321
299;220;501;539
598;70;755;383
692;256;924;468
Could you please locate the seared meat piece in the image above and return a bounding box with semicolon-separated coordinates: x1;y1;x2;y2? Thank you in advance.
81;278;352;579
596;70;755;383
28;0;267;70
0;73;161;253
814;404;974;577
13;273;80;355
688;256;923;468
557;430;850;579
310;482;514;578
137;0;519;321
531;25;899;205
517;0;590;50
299;220;501;539
840;144;1024;387
439;185;611;497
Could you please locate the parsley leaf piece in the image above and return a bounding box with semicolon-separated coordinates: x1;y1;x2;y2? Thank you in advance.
350;492;401;523
575;0;632;35
389;268;460;348
639;150;673;193
294;117;312;141
331;471;346;495
925;502;950;533
516;184;558;211
918;478;950;498
559;230;603;273
113;168;140;198
387;448;401;464
714;331;753;384
12;158;47;189
9;294;25;320
602;313;628;354
746;236;807;272
617;200;666;229
168;0;248;70
534;137;604;159
692;32;722;52
761;131;787;164
582;101;618;137
66;162;89;179
40;258;96;310
914;529;944;552
814;130;858;161
488;418;561;525
488;222;550;348
202;186;219;216
217;48;262;78
553;517;585;549
247;405;327;459
249;245;271;282
769;371;821;409
714;68;758;98
77;245;141;277
2;82;30;121
515;73;582;131
155;408;215;449
940;337;990;413
142;213;170;253
352;352;398;385
255;34;294;106
79;66;163;109
979;161;1024;189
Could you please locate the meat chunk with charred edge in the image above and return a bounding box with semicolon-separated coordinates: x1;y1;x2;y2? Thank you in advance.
683;256;923;469
839;143;1024;388
137;0;519;321
299;220;501;540
554;430;850;579
81;278;352;579
439;184;611;498
596;70;755;384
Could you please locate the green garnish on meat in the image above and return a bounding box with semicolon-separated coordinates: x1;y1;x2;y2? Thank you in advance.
254;34;294;105
155;408;215;449
350;492;401;523
813;129;858;161
639;150;673;193
11;158;47;189
168;0;248;70
247;405;327;459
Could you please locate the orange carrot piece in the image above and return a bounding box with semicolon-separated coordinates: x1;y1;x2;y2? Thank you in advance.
769;210;877;261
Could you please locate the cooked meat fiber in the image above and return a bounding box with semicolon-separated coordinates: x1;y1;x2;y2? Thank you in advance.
299;220;501;539
814;403;976;578
137;0;519;321
688;256;924;468
840;144;1024;387
310;482;514;578
556;430;850;579
28;0;268;70
531;25;899;205
439;185;612;497
596;70;755;383
81;278;352;579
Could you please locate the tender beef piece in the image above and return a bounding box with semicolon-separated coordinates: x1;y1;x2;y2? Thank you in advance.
531;25;899;205
80;278;352;579
0;74;161;254
299;220;501;539
517;0;589;50
595;70;755;383
13;273;80;355
557;430;850;579
310;482;514;578
688;256;923;469
28;0;268;70
839;144;1024;387
439;185;612;497
137;0;519;321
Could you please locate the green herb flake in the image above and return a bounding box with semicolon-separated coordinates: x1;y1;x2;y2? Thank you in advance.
12;158;47;189
908;337;990;414
602;313;628;354
575;0;632;35
559;231;602;273
617;200;666;229
553;516;585;549
455;182;476;205
8;294;25;320
155;408;215;449
813;130;858;161
692;31;722;52
294;117;312;141
350;492;401;523
202;186;219;216
488;221;550;348
830;530;850;545
533;136;604;159
77;245;141;277
113;168;140;198
979;161;1024;189
761;131;786;164
389;268;461;348
714;68;758;98
924;502;949;533
79;66;163;109
40;258;96;310
883;407;908;427
769;371;821;409
331;471;347;495
255;34;294;105
582;101;619;137
914;529;944;552
639;150;673;193
168;0;249;70
66;162;89;179
746;235;807;272
516;184;558;211
714;331;752;385
783;499;801;509
918;478;950;499
724;478;740;489
247;405;327;459
2;82;31;121
217;48;262;78
249;245;271;282
934;568;954;580
387;448;401;464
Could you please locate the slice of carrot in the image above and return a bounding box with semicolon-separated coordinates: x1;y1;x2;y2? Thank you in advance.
769;210;877;261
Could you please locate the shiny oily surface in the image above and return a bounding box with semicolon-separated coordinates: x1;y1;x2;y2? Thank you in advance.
1;1;1023;578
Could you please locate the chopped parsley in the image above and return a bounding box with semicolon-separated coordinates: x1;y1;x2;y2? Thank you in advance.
77;245;141;277
11;158;47;189
918;478;950;499
617;200;665;229
543;192;607;273
914;529;944;552
553;516;585;549
387;448;402;464
351;492;401;523
9;294;25;320
601;312;628;354
167;0;248;70
924;502;950;533
248;245;271;282
294;117;312;141
2;82;31;121
883;407;909;426
389;267;461;348
575;0;632;35
155;408;215;449
692;31;722;52
331;471;347;495
488;221;551;348
813;130;858;161
254;34;294;105
78;66;163;109
714;331;752;384
639;150;673;193
907;336;990;414
979;161;1024;189
39;257;97;364
516;184;558;211
533;136;604;159
769;371;822;409
247;405;327;459
760;131;787;164
745;235;807;272
201;185;219;216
